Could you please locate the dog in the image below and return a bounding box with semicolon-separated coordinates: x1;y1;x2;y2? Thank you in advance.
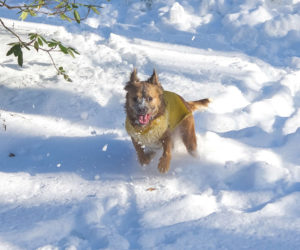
125;69;211;173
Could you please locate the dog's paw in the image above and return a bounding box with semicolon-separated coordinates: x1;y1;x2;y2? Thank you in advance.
139;151;156;166
158;156;170;173
189;149;199;158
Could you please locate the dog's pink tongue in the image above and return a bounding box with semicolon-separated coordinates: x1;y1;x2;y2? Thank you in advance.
139;114;150;125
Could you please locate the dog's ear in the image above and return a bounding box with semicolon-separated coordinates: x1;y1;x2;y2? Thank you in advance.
148;69;161;86
125;69;139;91
130;68;139;83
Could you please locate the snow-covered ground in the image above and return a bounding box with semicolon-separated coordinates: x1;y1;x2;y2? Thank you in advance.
1;0;300;249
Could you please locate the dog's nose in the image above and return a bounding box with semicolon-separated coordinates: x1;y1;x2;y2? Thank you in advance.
137;106;148;114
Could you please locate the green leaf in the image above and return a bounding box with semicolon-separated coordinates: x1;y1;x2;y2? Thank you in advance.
58;65;72;82
66;4;72;11
13;44;21;56
29;10;37;17
37;37;43;46
23;43;30;51
64;74;72;82
58;66;66;74
59;44;68;54
48;42;57;48
39;35;47;44
6;43;24;66
74;10;80;23
60;14;72;22
69;47;80;55
67;49;75;58
90;6;100;15
34;41;39;51
17;49;23;67
6;46;16;56
56;2;65;9
29;33;37;40
20;11;28;21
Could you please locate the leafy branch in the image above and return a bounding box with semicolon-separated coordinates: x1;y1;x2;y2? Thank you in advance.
0;0;105;81
1;18;79;81
0;0;103;23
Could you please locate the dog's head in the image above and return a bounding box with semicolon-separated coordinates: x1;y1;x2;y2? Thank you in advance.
125;69;165;126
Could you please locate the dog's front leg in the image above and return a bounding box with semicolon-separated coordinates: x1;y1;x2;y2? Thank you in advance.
131;138;155;166
158;132;172;173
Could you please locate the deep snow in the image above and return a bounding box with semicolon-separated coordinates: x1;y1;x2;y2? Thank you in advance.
1;0;300;249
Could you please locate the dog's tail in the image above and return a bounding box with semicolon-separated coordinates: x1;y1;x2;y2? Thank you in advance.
187;98;212;112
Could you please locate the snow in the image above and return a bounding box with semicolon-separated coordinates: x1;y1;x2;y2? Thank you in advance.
162;2;212;32
1;0;300;249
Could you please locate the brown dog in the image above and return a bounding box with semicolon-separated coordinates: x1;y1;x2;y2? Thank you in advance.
125;69;211;173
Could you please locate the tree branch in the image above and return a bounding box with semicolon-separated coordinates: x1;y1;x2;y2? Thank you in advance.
0;0;103;21
0;18;23;43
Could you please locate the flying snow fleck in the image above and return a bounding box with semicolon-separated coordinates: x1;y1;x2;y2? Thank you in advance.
102;144;108;152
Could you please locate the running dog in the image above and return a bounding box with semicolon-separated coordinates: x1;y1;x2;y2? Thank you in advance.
125;69;211;173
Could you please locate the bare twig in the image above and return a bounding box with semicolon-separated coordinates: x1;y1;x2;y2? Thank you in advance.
0;18;22;43
46;50;59;73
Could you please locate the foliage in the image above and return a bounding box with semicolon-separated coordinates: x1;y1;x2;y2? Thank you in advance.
0;0;106;81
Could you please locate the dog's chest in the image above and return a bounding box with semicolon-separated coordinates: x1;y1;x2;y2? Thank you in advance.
126;113;168;148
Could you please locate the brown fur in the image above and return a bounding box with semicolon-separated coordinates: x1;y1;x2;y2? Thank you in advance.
188;98;211;112
125;69;211;173
125;69;165;127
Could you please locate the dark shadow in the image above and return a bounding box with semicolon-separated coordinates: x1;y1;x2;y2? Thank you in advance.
275;127;300;167
27;61;52;67
1;63;22;70
141;216;300;250
0;133;139;181
219;124;287;149
0;84;139;180
0;84;125;130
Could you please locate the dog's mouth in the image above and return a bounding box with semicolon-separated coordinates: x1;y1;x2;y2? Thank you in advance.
138;114;151;125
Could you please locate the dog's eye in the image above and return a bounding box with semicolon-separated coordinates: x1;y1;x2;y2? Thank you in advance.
132;97;138;102
147;96;153;102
